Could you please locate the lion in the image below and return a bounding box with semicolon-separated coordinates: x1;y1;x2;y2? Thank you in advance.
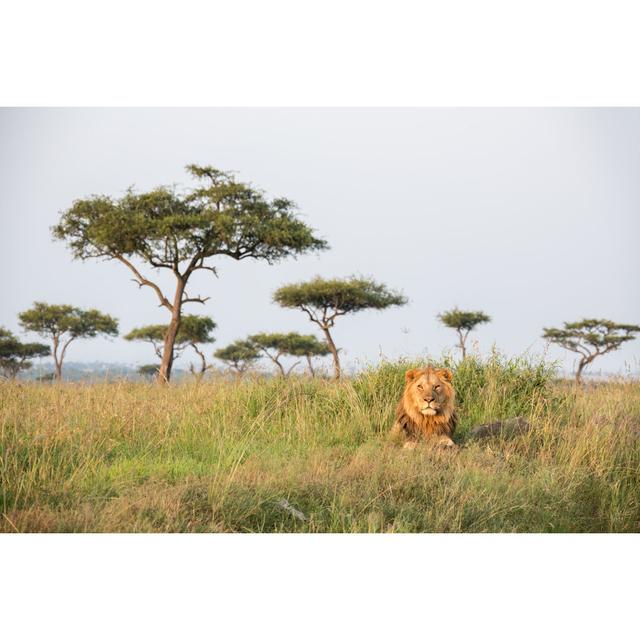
390;366;458;449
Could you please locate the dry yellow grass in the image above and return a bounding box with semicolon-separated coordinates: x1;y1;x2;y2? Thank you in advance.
1;357;639;532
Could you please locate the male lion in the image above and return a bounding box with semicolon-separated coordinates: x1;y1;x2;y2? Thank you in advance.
390;366;457;449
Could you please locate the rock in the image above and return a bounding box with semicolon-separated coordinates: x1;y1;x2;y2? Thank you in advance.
276;499;307;522
469;416;532;439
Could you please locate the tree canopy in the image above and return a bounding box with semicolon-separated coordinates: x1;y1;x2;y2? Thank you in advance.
52;164;328;382
283;334;331;358
274;277;407;314
273;276;407;378
437;307;491;358
178;315;217;345
0;327;50;379
214;339;261;374
543;319;640;382
18;303;118;380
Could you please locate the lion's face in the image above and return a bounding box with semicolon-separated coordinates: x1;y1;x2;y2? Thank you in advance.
404;367;454;417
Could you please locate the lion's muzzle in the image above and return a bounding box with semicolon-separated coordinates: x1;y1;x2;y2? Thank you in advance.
420;404;438;416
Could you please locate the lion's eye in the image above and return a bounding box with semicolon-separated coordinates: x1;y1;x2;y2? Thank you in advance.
434;385;441;391
417;384;423;391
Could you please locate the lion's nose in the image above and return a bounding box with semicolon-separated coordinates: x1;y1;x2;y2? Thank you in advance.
424;396;434;403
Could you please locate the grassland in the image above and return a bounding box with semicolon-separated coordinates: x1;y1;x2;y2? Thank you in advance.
1;355;639;532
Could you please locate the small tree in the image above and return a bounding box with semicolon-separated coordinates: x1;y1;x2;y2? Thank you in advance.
248;332;327;377
125;315;216;378
179;315;217;377
0;327;50;379
53;165;327;383
280;333;330;377
214;340;261;375
125;324;169;360
543;319;640;383
18;303;118;380
273;276;407;379
137;364;160;380
437;307;491;358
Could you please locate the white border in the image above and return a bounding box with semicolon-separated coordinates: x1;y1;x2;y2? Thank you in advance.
1;534;638;638
2;1;640;106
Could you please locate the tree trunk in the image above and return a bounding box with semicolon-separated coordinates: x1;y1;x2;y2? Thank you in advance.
158;278;185;383
575;357;592;384
322;326;341;379
191;344;207;379
8;364;20;380
274;357;286;377
285;362;300;377
457;329;467;359
306;354;315;377
58;337;75;382
52;334;62;381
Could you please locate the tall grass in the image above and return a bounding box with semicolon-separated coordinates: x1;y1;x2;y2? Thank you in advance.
1;354;639;532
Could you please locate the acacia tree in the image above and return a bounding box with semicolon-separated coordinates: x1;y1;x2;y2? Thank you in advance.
248;332;327;377
18;303;118;380
124;324;170;360
137;364;159;380
125;315;216;378
286;334;331;377
249;333;300;377
179;315;217;377
543;319;640;383
52;164;328;383
273;277;407;379
437;307;491;359
0;327;50;379
214;340;261;375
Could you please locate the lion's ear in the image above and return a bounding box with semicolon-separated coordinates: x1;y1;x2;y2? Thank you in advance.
405;368;421;383
436;368;453;382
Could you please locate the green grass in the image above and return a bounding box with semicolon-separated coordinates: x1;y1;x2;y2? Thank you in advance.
1;354;639;532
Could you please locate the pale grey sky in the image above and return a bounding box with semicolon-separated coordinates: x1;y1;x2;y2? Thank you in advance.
1;108;638;375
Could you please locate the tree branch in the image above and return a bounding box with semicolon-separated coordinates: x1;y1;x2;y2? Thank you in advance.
193;259;218;276
59;335;76;366
151;340;163;359
300;305;322;326
182;293;211;305
286;361;300;376
147;257;174;270
114;255;173;311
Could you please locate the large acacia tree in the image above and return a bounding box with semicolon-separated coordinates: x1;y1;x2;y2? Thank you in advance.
543;319;640;383
53;164;328;382
125;315;216;378
437;307;491;358
18;303;118;380
273;277;407;379
0;327;50;379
